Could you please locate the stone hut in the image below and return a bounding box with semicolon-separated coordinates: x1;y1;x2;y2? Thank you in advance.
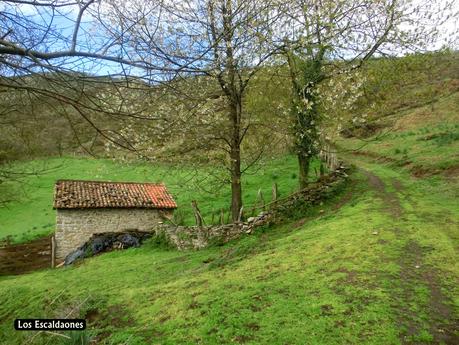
53;180;177;263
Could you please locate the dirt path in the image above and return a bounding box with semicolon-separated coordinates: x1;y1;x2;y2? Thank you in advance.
360;167;459;344
0;236;52;275
361;169;402;218
397;240;459;344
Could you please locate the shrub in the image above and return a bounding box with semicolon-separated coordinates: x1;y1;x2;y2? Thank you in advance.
172;208;186;226
146;231;173;250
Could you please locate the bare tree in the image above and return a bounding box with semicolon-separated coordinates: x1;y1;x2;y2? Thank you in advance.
0;0;169;207
100;0;283;221
1;0;287;221
0;0;181;155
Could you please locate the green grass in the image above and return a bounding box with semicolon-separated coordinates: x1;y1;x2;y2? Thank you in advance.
0;158;457;344
0;155;321;243
338;92;459;173
1;52;458;344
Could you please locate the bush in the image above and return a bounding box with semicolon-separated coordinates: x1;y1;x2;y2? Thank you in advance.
172;208;186;226
145;231;174;250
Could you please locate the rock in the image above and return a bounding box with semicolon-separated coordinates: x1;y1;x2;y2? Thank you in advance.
63;231;151;265
90;236;112;255
117;234;140;247
247;217;256;223
64;249;85;265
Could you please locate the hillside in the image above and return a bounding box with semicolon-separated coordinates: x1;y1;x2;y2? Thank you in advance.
0;138;457;344
0;52;458;344
339;91;459;176
2;52;456;163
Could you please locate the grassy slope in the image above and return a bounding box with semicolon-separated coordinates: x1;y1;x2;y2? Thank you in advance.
0;155;457;344
0;53;458;344
339;91;459;173
0;155;319;243
0;92;458;343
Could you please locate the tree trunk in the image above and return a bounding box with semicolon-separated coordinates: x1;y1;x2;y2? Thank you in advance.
285;51;325;192
298;153;310;190
230;100;243;222
230;149;242;222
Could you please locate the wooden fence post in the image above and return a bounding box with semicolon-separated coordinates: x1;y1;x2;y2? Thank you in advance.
220;208;225;225
257;189;265;210
191;200;204;227
51;235;56;268
272;182;278;202
238;206;244;222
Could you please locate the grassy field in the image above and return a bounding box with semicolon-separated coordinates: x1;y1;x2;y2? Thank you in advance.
0;53;458;344
0;91;458;344
0;153;457;344
0;155;320;244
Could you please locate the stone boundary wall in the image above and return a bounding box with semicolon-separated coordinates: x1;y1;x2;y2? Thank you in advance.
60;164;350;263
154;164;351;250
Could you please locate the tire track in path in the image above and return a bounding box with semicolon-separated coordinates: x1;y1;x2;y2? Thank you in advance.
361;168;458;344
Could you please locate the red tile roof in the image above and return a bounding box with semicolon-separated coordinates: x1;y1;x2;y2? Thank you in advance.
53;180;177;209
